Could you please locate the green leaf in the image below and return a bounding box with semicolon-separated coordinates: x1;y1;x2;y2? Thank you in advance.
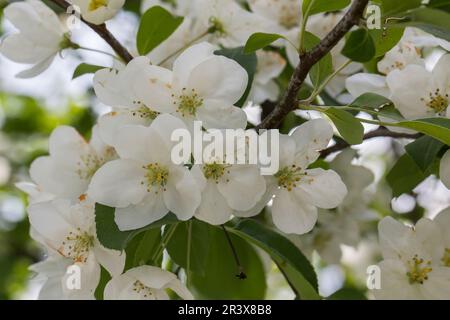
165;220;211;275
391;8;450;41
397;118;450;145
341;28;376;63
350;93;393;109
405;136;445;172
328;288;367;300
303;32;333;89
303;0;351;18
72;63;104;79
324;107;364;145
387;153;427;197
215;47;257;107
374;0;422;16
136;6;184;55
369;27;405;57
244;32;286;53
226;219;320;300
428;0;450;13
95;203;179;250
132;229;163;266
189;222;267;299
94;266;111;300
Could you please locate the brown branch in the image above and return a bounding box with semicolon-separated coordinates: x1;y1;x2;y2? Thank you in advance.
320;127;422;158
256;0;370;130
50;0;133;63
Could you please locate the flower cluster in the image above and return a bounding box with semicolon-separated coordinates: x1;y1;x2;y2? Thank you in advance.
1;0;450;300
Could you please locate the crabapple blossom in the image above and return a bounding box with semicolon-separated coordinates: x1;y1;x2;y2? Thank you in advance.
374;211;450;299
133;42;248;130
72;0;125;25
88;114;201;231
269;119;348;234
29;125;116;201
0;0;68;78
104;265;193;300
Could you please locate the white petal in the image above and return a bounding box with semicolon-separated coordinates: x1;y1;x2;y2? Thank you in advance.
345;73;390;99
114;193;168;231
187;55;248;104
295;168;347;209
272;189;318;234
163;165;201;221
92;242;126;277
88;159;147;208
197;102;247;130
195;180;232;225
16;55;55;78
172;42;216;88
217;165;266;211
378;216;414;260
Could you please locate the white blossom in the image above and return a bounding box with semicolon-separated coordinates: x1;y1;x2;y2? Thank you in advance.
72;0;125;25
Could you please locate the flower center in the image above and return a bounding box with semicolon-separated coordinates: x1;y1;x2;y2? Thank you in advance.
203;162;230;184
421;88;449;115
89;0;108;11
60;229;94;263
132;280;154;299
442;248;450;267
406;255;433;285
173;88;203;117
131;103;160;120
76;152;103;181
275;165;303;191
208;17;227;36
142;163;169;193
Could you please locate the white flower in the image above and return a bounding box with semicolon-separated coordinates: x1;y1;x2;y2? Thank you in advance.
88;114;201;231
345;73;390;99
387;54;450;119
248;0;302;32
104;265;193;300
196;0;274;47
28;199;126;297
248;51;286;104
133;42;248;130
191;131;267;225
307;149;374;263
29;125;116;201
30;256;97;300
440;150;450;189
72;0;125;25
374;214;450;299
94;58;161;146
0;0;67;78
270;119;348;234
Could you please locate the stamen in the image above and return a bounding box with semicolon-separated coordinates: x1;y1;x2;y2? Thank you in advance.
274;165;304;191
406;254;433;285
421;88;449;115
142;163;169;194
89;0;108;11
442;248;450;267
59;231;94;263
132;280;154;299
203;162;230;184
173;88;203;117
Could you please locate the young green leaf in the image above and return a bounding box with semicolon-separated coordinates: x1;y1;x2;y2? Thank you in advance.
405;136;445;172
136;6;184;55
350;93;393;109
72;63;104;79
374;0;422;16
190;222;267;299
387;153;427;197
325;107;364;145
303;32;333;89
427;0;450;13
227;219;320;300
369;27;405;57
397;118;450;145
244;32;286;54
341;28;376;63
95;203;179;250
